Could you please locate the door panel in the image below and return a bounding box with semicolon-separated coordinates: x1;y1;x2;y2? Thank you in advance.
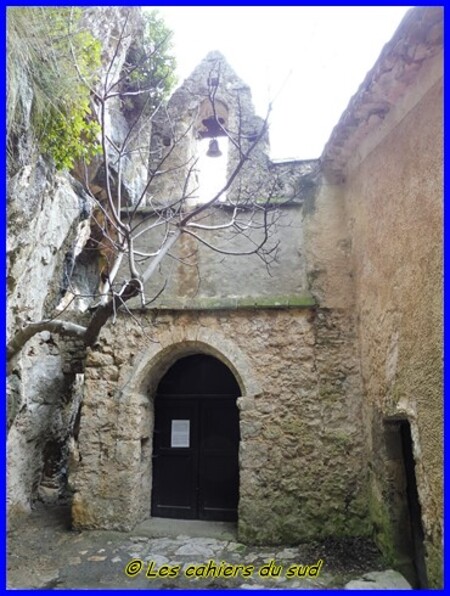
153;451;196;517
199;397;239;520
151;398;199;519
199;452;239;520
151;395;239;521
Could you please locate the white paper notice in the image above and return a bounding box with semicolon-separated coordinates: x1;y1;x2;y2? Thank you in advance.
171;420;190;448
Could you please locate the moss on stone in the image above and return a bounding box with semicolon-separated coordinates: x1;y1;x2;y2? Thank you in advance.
156;294;316;311
324;431;353;447
368;488;398;567
238;490;371;546
425;542;443;588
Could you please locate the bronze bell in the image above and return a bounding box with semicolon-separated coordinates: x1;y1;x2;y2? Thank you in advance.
206;138;222;158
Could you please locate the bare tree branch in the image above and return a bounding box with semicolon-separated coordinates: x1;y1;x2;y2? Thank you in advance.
8;320;87;362
7;11;299;361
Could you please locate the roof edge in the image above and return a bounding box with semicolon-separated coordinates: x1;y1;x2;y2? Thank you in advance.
320;7;443;179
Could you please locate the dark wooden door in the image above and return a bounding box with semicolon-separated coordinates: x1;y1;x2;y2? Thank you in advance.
151;355;240;521
151;397;199;519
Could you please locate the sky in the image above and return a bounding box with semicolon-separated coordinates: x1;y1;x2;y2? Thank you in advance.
153;6;412;160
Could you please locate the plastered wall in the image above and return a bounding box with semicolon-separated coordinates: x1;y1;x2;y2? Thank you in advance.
342;59;443;587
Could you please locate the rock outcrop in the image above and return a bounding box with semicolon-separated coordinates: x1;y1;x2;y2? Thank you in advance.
7;6;149;518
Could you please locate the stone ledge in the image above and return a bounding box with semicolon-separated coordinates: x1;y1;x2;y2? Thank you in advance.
131;295;317;311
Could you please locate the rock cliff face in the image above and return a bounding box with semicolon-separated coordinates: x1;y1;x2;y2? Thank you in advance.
7;7;147;518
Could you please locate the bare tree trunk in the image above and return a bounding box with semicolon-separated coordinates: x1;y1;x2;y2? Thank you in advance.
7;320;87;362
84;278;141;346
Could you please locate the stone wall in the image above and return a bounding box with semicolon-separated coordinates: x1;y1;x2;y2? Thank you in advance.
71;306;368;544
321;7;443;586
120;204;315;309
349;78;442;586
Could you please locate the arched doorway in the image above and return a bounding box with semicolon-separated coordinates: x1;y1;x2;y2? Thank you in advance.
151;354;241;521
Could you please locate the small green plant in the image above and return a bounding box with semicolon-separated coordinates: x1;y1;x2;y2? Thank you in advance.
39;99;101;171
121;10;177;117
7;7;102;170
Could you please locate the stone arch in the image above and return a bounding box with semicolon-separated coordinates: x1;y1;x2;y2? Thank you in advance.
112;329;260;525
196;98;229;139
142;341;245;396
122;328;261;401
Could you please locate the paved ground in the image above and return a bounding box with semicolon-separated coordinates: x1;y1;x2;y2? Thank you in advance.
8;503;391;590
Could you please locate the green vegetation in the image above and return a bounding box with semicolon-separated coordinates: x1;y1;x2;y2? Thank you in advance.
7;8;177;170
121;10;177;118
7;7;102;170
